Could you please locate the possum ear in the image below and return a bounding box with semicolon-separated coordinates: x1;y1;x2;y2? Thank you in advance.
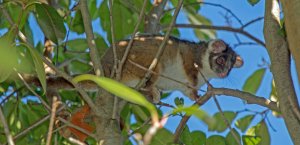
233;55;243;68
209;39;227;53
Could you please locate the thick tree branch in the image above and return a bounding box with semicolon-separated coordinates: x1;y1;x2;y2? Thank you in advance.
144;0;167;33
264;0;300;144
79;0;103;76
280;0;300;84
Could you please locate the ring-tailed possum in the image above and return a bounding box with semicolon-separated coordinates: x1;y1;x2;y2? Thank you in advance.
101;35;243;102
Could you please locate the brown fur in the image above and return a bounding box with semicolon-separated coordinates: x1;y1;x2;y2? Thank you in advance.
101;35;243;102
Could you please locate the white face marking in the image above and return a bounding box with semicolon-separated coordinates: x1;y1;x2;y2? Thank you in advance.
199;49;217;84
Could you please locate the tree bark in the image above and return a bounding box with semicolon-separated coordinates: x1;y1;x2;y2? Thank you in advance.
264;0;300;144
280;0;300;84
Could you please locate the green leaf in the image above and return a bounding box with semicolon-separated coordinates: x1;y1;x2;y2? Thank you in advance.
132;105;149;122
181;126;206;145
70;10;85;34
73;74;158;122
225;128;241;145
89;0;98;20
206;135;226;145
27;45;47;93
174;97;184;107
246;121;270;145
208;111;236;132
100;0;137;41
235;115;255;132
35;3;66;44
67;39;88;51
0;35;17;82
247;0;260;6
242;135;261;145
172;105;215;127
243;68;266;94
185;7;215;40
149;128;174;145
95;34;109;56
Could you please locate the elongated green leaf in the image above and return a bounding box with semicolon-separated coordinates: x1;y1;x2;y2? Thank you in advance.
243;68;266;94
27;45;47;93
206;135;226;145
208;111;236;132
35;3;66;44
172;105;215;127
235;115;255;132
73;74;158;122
226;128;241;145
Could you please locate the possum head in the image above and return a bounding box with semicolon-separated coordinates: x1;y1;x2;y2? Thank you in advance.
207;40;243;78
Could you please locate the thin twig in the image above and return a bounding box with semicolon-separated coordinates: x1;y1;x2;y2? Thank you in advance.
173;91;212;143
136;0;184;90
0;87;23;105
0;106;15;145
79;0;103;76
107;0;119;121
213;96;241;145
171;24;266;47
68;137;87;145
143;1;184;144
108;0;118;78
13;106;65;140
241;17;264;29
1;2;100;116
165;2;243;26
17;73;51;111
128;59;196;90
116;0;148;79
41;57;100;117
46;96;61;145
233;42;259;48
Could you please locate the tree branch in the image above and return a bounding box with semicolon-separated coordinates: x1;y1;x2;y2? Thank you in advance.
264;0;300;144
213;96;241;145
172;24;265;47
79;0;103;76
0;106;15;145
144;0;168;33
173;86;279;143
46;96;60;145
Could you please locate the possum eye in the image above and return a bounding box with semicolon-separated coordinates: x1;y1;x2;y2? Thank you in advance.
216;56;226;66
